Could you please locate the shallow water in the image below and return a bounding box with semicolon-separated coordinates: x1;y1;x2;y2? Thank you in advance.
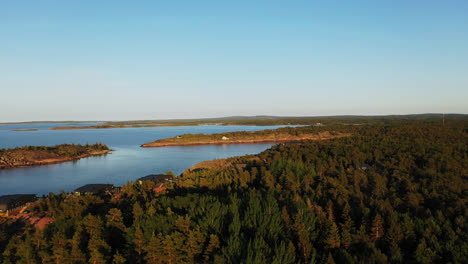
0;124;285;195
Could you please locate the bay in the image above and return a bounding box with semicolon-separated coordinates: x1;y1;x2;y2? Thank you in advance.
0;124;286;196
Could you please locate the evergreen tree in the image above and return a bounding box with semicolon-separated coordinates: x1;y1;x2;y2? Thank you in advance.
112;251;126;264
326;223;341;249
144;233;164;264
371;214;384;241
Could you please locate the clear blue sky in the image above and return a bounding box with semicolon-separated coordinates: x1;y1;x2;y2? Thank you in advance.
1;1;467;122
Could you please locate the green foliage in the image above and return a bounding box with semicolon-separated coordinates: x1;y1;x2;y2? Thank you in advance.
1;121;468;263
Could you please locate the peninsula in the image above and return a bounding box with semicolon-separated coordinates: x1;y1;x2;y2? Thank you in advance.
0;143;111;169
141;126;350;147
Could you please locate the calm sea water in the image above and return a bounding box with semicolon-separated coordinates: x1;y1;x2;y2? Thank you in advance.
0;123;285;196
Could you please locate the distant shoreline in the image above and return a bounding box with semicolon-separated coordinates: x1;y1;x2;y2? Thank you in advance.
49;124;175;130
1;113;463;131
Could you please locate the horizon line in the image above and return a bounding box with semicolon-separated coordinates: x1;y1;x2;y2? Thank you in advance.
1;113;466;124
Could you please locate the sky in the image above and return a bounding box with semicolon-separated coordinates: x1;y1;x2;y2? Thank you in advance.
1;1;467;122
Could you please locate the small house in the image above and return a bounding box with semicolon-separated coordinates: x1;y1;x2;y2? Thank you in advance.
0;194;36;217
137;174;174;185
222;136;229;140
153;186;167;194
74;184;114;196
137;174;174;194
359;164;370;170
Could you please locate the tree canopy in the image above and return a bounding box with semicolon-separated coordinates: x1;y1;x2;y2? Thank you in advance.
1;120;467;263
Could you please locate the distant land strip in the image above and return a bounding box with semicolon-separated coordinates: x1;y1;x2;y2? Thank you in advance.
4;114;461;131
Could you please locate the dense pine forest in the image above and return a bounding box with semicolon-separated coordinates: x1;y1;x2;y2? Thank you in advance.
1;120;468;263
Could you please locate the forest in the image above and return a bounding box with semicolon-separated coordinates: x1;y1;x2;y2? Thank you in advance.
1;120;467;263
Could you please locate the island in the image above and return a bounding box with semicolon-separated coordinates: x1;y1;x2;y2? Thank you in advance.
0;143;111;169
12;129;39;132
141;126;350;147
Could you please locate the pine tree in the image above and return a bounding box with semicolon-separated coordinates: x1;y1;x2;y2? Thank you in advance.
341;228;352;249
385;212;403;261
51;233;70;264
83;214;104;238
88;238;110;264
133;202;144;221
282;206;291;229
15;237;37;264
326;252;336;264
112;251;126;264
264;170;276;190
371;214;384;241
145;233;164;264
133;226;145;262
272;241;296;264
294;212;313;262
326;223;341;248
175;215;191;234
32;229;44;251
204;235;220;262
187;227;205;262
70;228;86;264
415;239;436;264
340;203;353;248
163;235;177;264
326;201;334;222
106;208;125;231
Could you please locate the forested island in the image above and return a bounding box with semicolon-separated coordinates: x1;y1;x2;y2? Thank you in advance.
141;127;350;147
0;143;111;169
1;119;467;263
12;129;39;132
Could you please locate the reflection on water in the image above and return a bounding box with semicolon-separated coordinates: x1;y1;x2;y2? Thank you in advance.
0;124;286;195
